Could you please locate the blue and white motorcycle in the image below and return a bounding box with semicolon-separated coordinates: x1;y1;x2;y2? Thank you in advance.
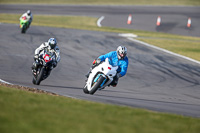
83;58;118;95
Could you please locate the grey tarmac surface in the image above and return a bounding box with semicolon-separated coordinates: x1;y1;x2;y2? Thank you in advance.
0;23;200;117
0;4;200;37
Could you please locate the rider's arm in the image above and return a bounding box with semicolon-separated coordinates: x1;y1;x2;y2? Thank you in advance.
98;51;115;62
119;58;129;77
34;43;46;55
19;13;25;20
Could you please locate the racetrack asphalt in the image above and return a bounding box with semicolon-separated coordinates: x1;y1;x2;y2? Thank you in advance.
0;5;200;117
1;23;200;117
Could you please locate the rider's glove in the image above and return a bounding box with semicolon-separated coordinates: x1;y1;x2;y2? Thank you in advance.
96;58;101;64
93;58;101;65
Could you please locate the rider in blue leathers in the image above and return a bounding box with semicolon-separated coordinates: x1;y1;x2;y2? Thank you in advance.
86;46;128;87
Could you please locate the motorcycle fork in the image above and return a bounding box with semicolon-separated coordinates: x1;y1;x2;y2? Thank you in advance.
100;78;107;87
94;73;107;87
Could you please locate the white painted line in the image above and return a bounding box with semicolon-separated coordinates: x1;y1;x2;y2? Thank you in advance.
0;79;12;85
97;16;105;27
119;33;138;38
127;37;200;65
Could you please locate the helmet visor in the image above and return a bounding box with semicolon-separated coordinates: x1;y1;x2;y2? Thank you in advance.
50;43;55;49
119;53;126;58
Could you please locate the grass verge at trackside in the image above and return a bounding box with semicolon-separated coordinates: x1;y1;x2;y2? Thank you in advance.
0;84;200;133
1;13;200;61
0;0;200;6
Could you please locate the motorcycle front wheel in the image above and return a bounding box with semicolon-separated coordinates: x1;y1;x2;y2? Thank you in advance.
21;25;26;34
89;76;105;95
83;84;89;94
32;76;36;84
35;67;45;85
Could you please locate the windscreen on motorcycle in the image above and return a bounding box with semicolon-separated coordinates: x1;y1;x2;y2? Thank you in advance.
40;48;56;62
108;58;118;67
42;49;52;57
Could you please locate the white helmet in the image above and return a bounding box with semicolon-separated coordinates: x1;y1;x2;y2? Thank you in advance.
117;46;127;60
27;10;31;16
48;38;57;49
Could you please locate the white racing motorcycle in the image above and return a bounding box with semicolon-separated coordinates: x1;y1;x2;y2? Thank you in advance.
83;58;118;95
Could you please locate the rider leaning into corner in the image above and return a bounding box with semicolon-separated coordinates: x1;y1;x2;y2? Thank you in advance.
19;10;33;28
32;38;60;76
86;46;129;87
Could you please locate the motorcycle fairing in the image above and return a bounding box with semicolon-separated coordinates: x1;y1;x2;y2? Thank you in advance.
87;58;118;91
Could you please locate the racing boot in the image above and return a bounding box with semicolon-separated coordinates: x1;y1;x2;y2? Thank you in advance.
31;63;37;75
31;60;40;75
31;66;36;75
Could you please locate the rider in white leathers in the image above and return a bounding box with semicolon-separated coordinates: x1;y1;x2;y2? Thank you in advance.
32;38;60;76
20;10;33;28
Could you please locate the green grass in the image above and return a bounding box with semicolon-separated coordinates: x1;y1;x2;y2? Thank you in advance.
139;38;200;61
1;13;200;61
0;0;200;6
0;85;200;133
0;14;98;30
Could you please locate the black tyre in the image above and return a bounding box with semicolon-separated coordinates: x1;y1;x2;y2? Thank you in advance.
89;76;105;95
21;25;26;33
83;84;89;94
32;76;36;84
35;67;45;85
